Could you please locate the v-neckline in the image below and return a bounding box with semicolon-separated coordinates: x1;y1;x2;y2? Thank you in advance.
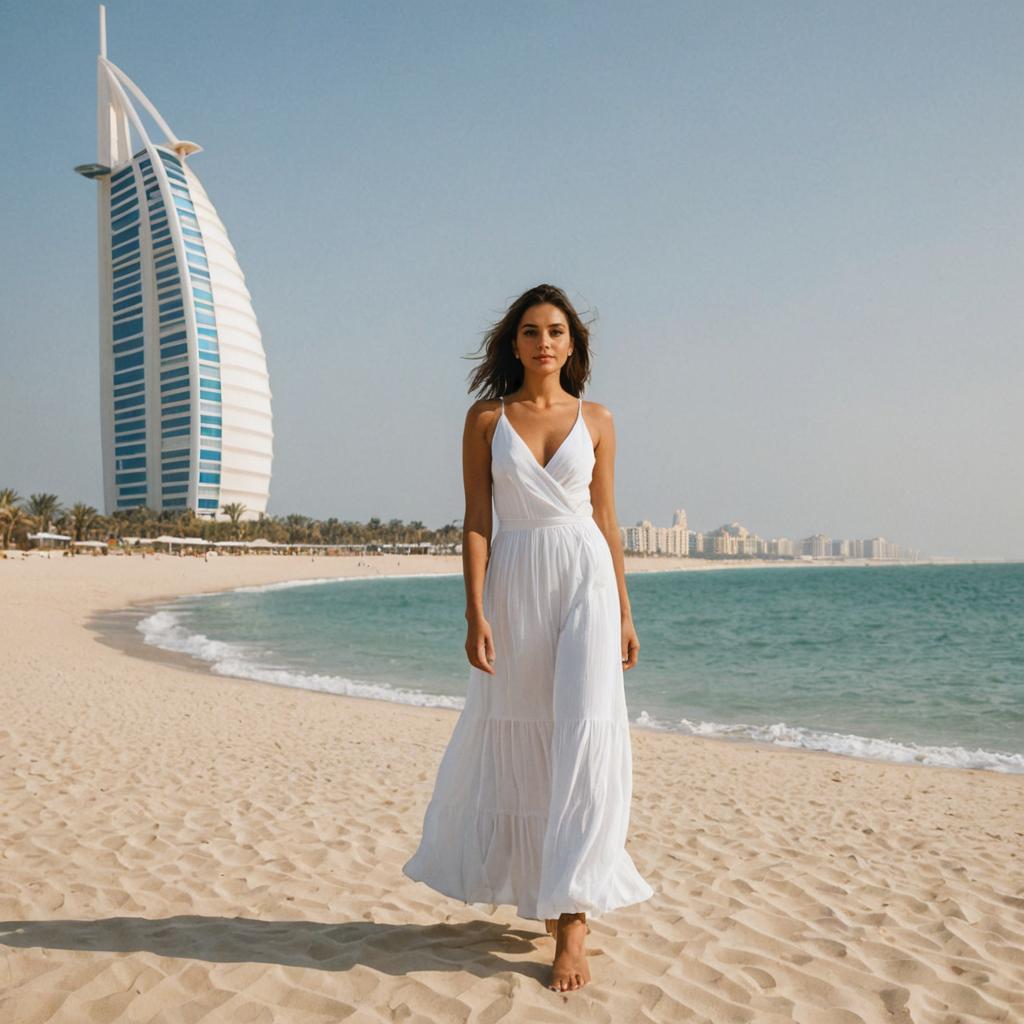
501;397;582;473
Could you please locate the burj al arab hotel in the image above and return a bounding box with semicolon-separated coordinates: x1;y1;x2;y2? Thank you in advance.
75;6;272;519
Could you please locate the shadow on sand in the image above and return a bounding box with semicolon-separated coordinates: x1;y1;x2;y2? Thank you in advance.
0;915;553;984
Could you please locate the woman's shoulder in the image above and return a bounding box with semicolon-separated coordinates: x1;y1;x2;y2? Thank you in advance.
466;396;503;413
465;397;503;428
581;397;614;422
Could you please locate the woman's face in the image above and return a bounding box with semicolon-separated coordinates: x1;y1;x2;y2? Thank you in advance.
514;303;572;374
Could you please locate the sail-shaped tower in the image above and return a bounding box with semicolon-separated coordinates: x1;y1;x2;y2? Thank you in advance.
75;6;272;519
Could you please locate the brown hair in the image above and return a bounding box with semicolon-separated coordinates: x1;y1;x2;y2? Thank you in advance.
466;283;594;399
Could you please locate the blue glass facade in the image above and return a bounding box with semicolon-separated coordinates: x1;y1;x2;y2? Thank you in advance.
108;161;146;510
105;146;224;514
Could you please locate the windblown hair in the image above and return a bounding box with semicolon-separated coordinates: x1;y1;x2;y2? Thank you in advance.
466;284;594;399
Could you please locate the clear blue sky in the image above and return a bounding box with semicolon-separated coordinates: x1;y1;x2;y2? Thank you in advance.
2;1;1021;558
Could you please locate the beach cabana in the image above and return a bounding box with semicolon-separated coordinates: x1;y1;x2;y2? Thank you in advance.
248;538;287;554
153;535;211;550
28;531;72;549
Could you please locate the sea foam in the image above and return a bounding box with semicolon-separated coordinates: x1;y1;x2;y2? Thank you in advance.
633;710;1024;773
229;571;461;595
137;608;465;710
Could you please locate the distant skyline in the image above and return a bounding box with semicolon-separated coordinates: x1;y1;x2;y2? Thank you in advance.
1;1;1021;559
628;510;925;560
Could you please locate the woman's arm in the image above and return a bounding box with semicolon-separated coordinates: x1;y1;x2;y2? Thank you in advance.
462;400;498;674
587;402;640;671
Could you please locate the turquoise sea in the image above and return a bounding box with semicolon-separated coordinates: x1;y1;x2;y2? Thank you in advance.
138;562;1024;773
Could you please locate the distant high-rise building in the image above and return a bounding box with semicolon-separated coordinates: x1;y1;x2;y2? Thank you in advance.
801;533;831;558
671;507;688;530
620;517;691;557
865;537;890;559
75;6;273;519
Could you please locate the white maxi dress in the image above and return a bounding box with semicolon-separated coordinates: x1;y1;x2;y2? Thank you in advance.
402;395;654;921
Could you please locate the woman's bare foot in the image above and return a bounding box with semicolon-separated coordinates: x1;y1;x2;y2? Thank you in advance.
545;916;590;938
548;912;591;992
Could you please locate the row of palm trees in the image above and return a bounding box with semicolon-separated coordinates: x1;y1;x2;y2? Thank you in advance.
0;488;461;550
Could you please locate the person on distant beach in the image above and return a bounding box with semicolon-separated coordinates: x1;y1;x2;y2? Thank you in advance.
403;284;653;993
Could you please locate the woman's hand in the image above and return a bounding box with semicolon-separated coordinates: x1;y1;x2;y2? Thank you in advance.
466;615;497;675
621;618;639;671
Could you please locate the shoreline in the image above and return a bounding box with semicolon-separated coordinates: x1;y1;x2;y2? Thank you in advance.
2;552;1022;1021
84;555;1021;776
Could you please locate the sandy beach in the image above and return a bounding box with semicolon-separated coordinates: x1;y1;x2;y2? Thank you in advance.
1;552;1022;1023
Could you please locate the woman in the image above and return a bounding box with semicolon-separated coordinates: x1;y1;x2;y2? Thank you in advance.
403;284;653;992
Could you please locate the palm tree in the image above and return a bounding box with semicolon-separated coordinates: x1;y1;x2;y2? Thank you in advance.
0;488;25;549
282;513;310;545
174;507;204;539
251;511;271;541
26;493;63;534
67;503;99;543
221;502;247;540
0;488;21;511
260;514;287;545
1;507;30;550
93;513;116;543
127;505;159;539
321;517;342;544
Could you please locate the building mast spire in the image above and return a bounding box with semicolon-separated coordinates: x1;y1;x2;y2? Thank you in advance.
96;5;109;169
